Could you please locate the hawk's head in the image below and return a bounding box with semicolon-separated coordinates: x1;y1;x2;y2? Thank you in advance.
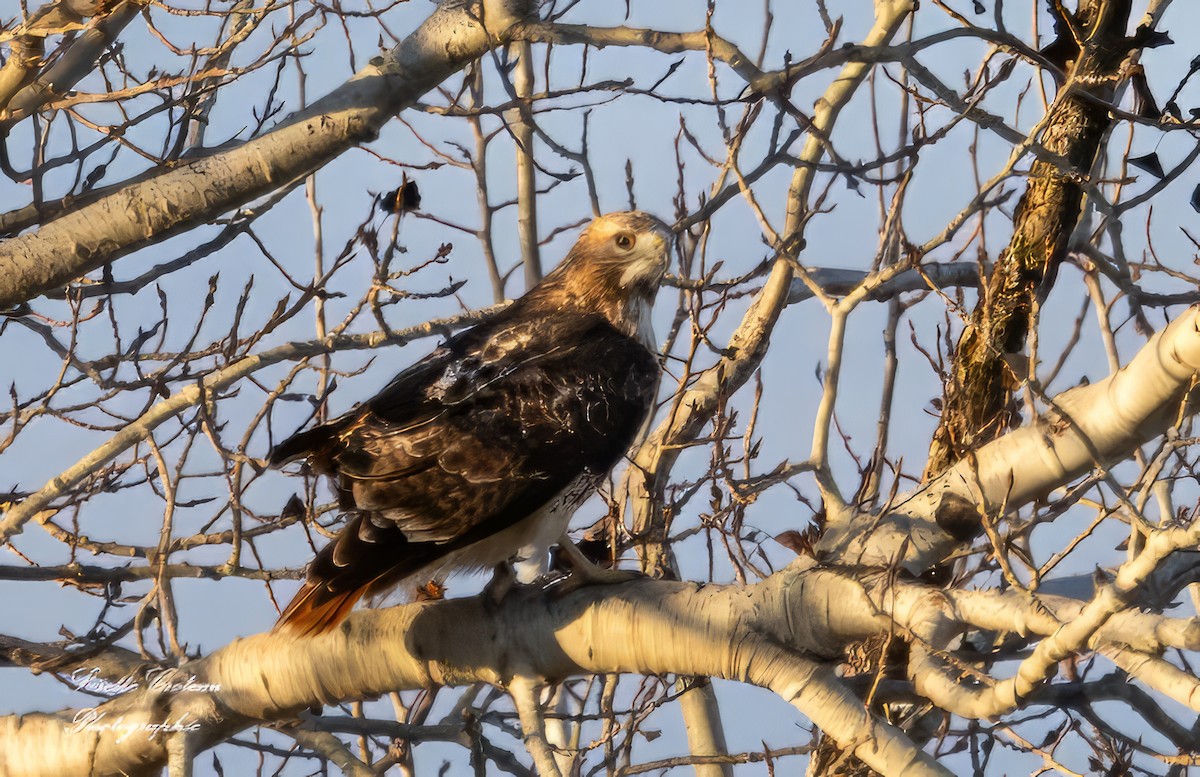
533;211;673;342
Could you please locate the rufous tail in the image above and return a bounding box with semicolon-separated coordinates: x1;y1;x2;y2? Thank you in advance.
274;581;366;637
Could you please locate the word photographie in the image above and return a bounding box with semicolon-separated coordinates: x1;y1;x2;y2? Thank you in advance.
70;708;205;744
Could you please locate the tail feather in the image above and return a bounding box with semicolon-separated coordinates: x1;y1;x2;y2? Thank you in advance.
274;512;437;636
274;581;367;637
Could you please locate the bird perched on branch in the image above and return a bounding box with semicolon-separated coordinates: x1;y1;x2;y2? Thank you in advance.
271;211;672;635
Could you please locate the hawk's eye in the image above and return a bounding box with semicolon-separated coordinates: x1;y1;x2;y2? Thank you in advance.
615;233;636;250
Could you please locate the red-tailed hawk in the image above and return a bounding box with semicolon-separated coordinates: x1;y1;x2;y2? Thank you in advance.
271;211;671;635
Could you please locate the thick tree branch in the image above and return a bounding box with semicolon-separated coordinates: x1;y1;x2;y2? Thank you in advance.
904;522;1200;718
3;541;1194;776
821;305;1200;572
0;567;951;777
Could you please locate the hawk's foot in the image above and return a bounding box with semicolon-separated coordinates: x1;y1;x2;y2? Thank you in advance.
550;535;640;597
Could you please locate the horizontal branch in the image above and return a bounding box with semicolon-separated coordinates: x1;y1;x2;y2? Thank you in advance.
0;565;949;777
946;588;1200;655
786;262;981;304
0;632;144;678
0;562;302;582
6;544;1185;775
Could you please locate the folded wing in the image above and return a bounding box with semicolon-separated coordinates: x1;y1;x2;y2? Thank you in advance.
272;309;659;634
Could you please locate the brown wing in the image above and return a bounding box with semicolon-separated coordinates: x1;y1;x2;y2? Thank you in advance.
273;310;659;634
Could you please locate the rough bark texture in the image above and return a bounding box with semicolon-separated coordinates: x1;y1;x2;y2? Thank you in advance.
924;0;1133;478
